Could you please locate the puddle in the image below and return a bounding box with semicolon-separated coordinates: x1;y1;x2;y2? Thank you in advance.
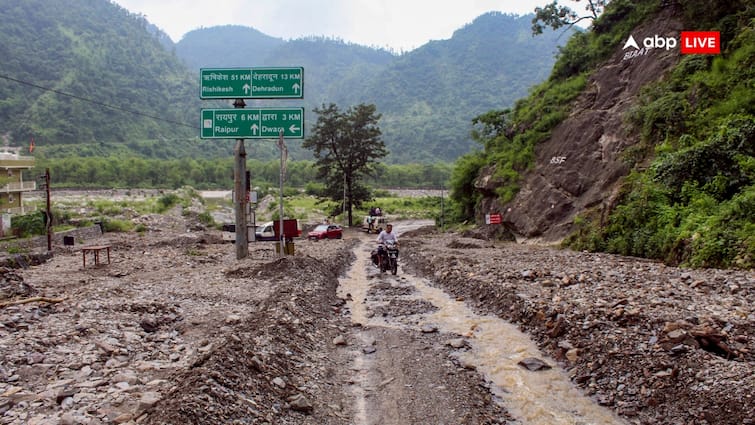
339;238;627;425
416;280;626;424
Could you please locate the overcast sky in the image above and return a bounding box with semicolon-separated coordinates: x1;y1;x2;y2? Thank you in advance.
112;0;585;52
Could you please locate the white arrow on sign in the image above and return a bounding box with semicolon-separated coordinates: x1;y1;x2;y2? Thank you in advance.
243;83;251;94
292;83;300;94
288;124;300;133
251;124;259;135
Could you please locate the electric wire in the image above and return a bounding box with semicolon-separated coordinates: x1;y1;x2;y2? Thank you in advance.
0;72;199;130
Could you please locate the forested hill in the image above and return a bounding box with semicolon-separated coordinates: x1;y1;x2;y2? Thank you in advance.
176;26;287;71
175;13;567;163
365;13;566;162
0;0;197;148
0;1;567;164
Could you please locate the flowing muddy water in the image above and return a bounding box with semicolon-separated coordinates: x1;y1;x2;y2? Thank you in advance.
339;233;627;425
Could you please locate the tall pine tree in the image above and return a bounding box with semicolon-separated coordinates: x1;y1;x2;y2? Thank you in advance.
303;103;387;226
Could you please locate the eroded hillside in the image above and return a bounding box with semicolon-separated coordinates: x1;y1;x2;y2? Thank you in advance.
479;8;682;240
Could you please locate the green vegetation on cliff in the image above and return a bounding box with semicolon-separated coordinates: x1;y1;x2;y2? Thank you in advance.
452;0;754;268
450;1;661;221
567;16;755;268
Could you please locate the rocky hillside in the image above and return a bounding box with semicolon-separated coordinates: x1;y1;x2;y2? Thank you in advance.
479;7;681;240
463;0;754;268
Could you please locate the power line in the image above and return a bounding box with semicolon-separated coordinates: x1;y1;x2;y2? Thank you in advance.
0;72;199;130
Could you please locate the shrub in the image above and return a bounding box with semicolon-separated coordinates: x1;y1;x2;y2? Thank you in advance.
197;212;214;227
449;152;486;221
101;218;134;233
155;193;180;213
283;187;300;197
10;212;47;237
304;182;326;196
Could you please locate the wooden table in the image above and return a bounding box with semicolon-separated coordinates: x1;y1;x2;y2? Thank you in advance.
81;245;111;267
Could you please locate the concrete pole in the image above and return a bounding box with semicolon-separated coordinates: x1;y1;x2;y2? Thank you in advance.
233;99;248;260
278;131;285;257
45;168;51;252
234;139;248;259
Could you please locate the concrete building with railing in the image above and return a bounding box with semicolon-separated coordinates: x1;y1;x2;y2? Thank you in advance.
0;148;36;234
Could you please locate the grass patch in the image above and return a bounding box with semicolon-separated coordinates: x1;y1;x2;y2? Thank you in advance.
360;195;443;221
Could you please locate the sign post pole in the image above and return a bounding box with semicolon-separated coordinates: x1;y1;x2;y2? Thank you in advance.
233;99;249;259
200;67;303;261
278;131;286;257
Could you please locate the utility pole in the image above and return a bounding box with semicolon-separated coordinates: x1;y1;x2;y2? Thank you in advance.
440;184;444;233
233;99;248;259
37;168;52;251
277;131;286;257
44;168;51;251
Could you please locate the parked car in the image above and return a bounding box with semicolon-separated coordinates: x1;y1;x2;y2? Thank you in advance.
255;221;279;241
256;220;302;241
222;220;301;242
308;224;343;240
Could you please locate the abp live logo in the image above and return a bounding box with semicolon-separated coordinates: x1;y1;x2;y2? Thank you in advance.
680;31;720;54
623;31;720;57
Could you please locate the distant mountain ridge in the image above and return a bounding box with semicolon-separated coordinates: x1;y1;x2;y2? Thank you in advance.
176;25;287;70
175;13;567;162
0;0;567;163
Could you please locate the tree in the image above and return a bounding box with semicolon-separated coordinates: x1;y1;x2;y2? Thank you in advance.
531;0;608;35
449;152;486;221
303;103;387;226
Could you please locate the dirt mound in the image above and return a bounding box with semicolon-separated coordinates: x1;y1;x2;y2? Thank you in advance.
0;268;35;300
224;254;345;280
399;225;437;238
143;244;356;424
0;253;54;270
148;233;212;247
447;240;484;249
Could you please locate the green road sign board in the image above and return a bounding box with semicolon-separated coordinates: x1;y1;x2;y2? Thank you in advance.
200;67;303;99
201;108;304;139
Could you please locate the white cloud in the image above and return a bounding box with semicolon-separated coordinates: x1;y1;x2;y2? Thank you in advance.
112;0;586;51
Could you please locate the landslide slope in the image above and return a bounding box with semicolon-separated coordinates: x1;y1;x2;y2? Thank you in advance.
466;0;753;267
488;7;682;239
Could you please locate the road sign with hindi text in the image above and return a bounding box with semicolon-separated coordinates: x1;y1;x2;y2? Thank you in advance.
200;68;303;99
200;108;304;139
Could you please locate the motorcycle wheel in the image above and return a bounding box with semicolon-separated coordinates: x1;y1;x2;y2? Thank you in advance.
379;257;386;273
391;259;397;275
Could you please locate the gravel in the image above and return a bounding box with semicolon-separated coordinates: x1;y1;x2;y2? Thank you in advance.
1;208;752;425
400;227;754;425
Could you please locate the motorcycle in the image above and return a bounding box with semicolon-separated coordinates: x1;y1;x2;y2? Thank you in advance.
377;241;399;275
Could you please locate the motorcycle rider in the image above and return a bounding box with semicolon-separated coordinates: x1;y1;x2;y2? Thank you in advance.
375;223;398;266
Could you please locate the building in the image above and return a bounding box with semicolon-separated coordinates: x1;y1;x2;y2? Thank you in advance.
0;146;36;235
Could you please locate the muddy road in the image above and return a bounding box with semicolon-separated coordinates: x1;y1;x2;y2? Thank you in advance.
1;217;752;424
338;227;624;425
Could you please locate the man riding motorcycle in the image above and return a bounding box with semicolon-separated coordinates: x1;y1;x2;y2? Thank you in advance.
373;223;399;270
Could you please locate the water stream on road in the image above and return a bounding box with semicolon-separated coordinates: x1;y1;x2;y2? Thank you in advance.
339;233;627;425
